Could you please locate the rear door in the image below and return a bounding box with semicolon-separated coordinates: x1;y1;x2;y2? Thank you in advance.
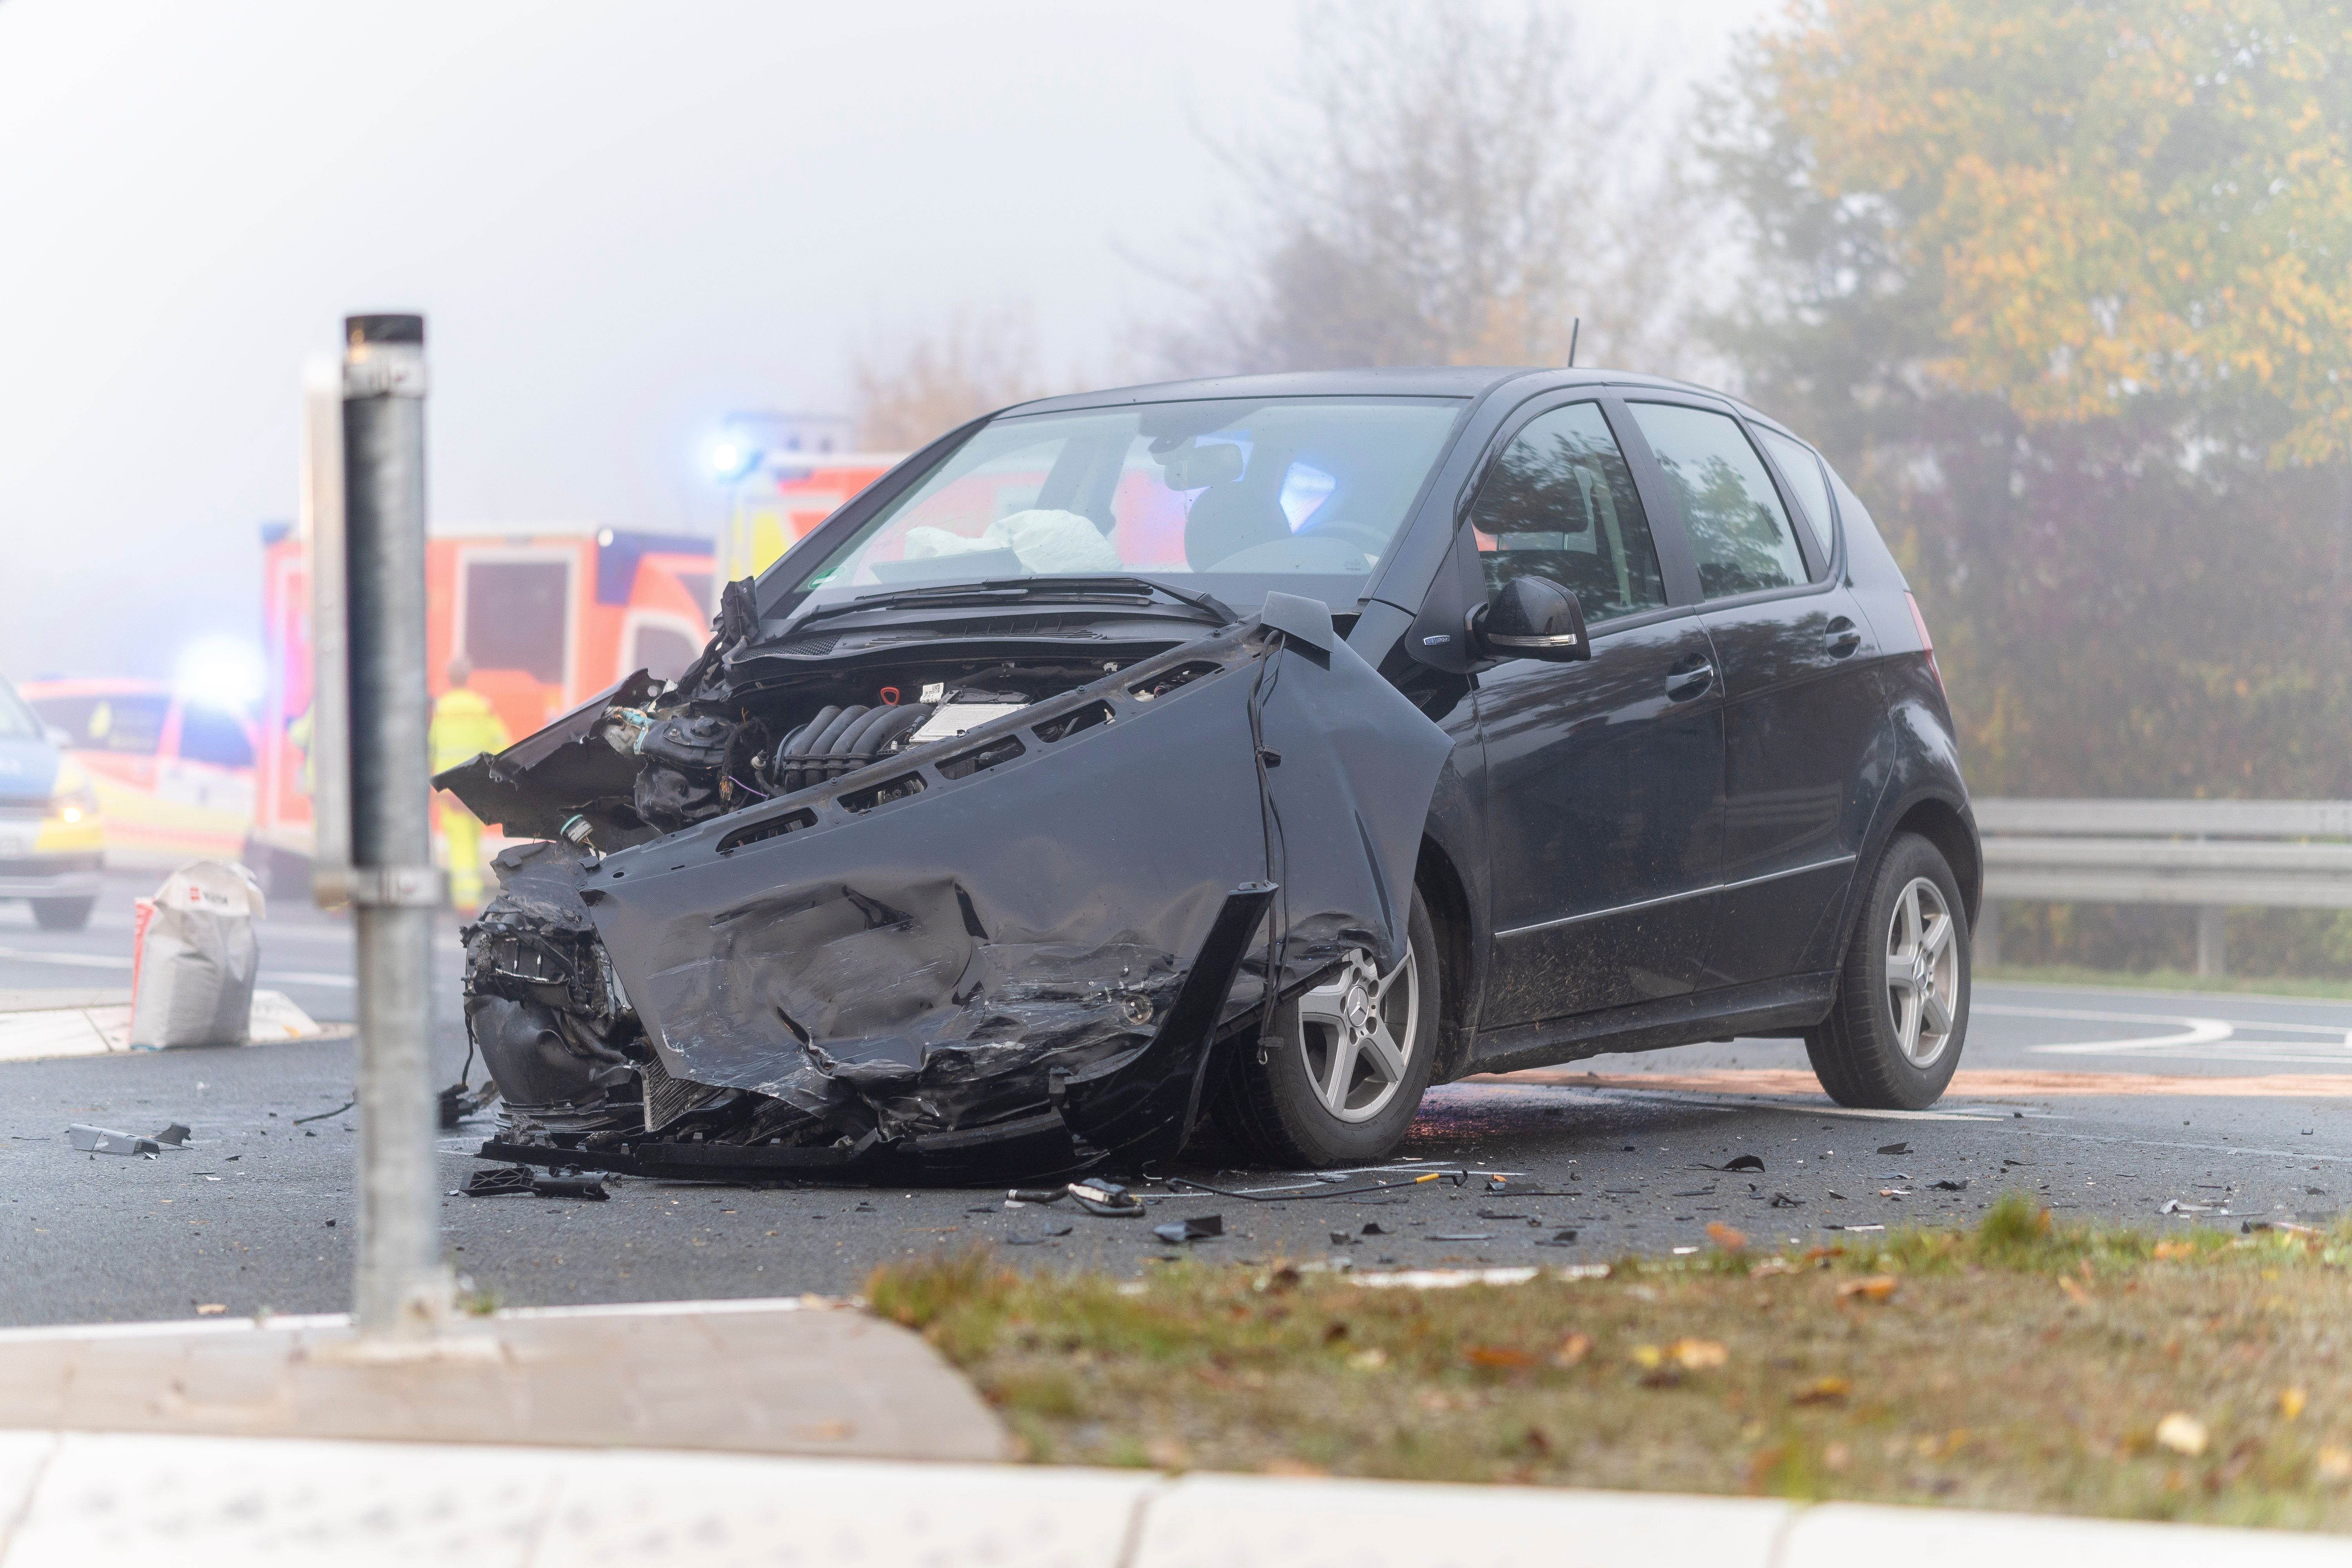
1470;396;1726;1023
1619;399;1885;989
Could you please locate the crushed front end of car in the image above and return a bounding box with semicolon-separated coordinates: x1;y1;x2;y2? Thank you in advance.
435;583;1452;1183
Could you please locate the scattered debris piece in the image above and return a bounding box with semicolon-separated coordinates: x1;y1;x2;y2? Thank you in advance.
2154;1412;2209;1457
463;1165;537;1196
1003;1224;1073;1246
1768;1192;1804;1208
291;1100;354;1126
2161;1199;2227;1216
1705;1221;1748;1250
1476;1210;1530;1220
1928;1178;1970;1192
1069;1180;1144;1218
68;1124;161;1156
194;1304;226;1316
1876;1142;1910;1156
1671;1185;1718;1198
1826;1191;1848;1200
1485;1178;1509;1193
1837;1275;1898;1303
1360;1222;1388;1236
1878;1188;1912;1199
1007;1187;1067;1205
1329;1230;1358;1246
1151;1215;1223;1245
1697;1155;1765;1173
532;1172;608;1201
436;1082;497;1130
1535;1230;1580;1247
152;1123;192;1147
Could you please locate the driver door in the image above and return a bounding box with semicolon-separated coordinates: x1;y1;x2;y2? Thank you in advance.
1469;398;1726;1024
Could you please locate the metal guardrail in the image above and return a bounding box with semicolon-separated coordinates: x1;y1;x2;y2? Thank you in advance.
1972;798;2352;976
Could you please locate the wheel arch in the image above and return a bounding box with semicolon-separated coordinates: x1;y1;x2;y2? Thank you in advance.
1416;834;1477;1082
1866;792;1982;933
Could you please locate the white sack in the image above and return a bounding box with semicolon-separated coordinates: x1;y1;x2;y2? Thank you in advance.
129;860;265;1049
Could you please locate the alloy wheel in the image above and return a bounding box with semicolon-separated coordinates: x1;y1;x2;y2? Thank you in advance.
1884;876;1960;1067
1295;944;1420;1123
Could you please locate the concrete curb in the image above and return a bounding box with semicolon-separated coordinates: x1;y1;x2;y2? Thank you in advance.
0;1428;2342;1568
0;988;342;1062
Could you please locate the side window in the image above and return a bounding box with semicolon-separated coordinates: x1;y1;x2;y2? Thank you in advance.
1752;425;1834;561
178;706;254;769
1628;402;1808;599
1467;402;1666;626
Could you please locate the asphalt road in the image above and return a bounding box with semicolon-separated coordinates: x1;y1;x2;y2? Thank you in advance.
4;874;2348;1327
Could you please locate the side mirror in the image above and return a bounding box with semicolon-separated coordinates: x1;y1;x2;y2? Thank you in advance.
1470;576;1590;662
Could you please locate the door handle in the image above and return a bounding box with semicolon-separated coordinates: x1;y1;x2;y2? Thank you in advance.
1664;662;1713;702
1825;617;1862;658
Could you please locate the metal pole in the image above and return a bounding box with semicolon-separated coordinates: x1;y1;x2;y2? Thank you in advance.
341;313;447;1336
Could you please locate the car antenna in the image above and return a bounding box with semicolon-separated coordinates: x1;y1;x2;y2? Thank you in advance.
1568;317;1581;368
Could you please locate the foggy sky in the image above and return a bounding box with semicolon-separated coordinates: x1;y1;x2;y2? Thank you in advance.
0;0;1767;683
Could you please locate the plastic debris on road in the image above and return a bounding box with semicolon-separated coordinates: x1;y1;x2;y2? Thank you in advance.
67;1122;187;1156
1152;1214;1224;1244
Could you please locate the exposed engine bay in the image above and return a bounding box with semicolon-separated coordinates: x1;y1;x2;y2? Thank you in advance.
436;581;1452;1182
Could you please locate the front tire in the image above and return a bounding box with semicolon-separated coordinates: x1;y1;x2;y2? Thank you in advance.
1218;888;1441;1167
33;897;94;932
1806;833;1969;1109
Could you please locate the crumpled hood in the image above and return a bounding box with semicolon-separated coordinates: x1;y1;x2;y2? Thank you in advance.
575;612;1450;1147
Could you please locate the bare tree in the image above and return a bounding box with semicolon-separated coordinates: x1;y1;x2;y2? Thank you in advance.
1158;3;1709;377
851;304;1049;450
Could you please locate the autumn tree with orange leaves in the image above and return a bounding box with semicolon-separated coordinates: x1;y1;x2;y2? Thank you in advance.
1717;0;2352;973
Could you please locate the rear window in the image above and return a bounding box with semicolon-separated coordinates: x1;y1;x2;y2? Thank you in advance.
31;694;169;755
178;706;254;769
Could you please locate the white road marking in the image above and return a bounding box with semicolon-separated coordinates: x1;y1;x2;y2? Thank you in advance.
1977;1002;2352;1063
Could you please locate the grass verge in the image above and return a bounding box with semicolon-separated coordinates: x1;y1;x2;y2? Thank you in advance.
1978;963;2352;1001
871;1194;2352;1530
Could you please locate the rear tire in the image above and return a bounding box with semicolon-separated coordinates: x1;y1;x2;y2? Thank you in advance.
33;897;95;932
1217;889;1441;1167
1806;833;1969;1109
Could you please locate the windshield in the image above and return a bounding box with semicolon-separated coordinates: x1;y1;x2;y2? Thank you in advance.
0;682;42;741
786;396;1463;609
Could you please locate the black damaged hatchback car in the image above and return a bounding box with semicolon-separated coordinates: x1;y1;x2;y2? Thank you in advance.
443;367;1977;1183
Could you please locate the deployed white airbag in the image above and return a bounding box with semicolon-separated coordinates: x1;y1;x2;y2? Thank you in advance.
902;508;1122;574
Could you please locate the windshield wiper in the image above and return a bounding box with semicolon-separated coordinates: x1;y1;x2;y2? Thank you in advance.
785;575;1237;633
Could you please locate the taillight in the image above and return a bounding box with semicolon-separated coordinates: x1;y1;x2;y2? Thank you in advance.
1905;592;1944;698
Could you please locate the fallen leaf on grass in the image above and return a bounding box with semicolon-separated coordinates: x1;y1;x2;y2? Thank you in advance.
2058;1276;2092;1305
1347;1347;1387;1371
1550;1331;1593;1368
2280;1387;2307;1421
1632;1337;1728;1374
1836;1275;1898;1303
2318;1447;2352;1484
1793;1376;1851;1406
1261;1457;1329;1477
1706;1221;1748;1250
1749;1257;1796;1278
2155;1412;2209;1457
194;1304;226;1316
1466;1345;1534;1370
2152;1240;2195;1261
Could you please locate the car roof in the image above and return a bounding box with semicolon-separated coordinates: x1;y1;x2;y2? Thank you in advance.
998;365;1800;437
